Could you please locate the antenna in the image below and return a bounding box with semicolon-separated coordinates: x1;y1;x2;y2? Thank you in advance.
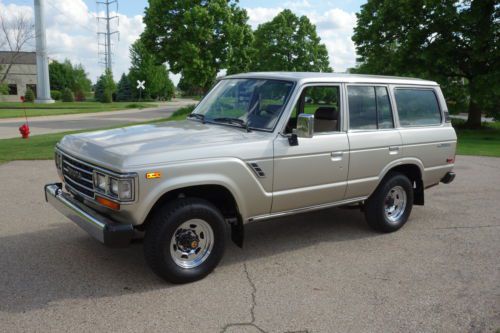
96;0;119;72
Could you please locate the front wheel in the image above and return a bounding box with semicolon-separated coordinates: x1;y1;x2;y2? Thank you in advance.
144;198;228;283
364;172;414;233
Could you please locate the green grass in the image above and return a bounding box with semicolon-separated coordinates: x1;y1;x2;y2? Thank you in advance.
453;120;500;157
0;105;195;163
0;106;497;163
0;101;158;118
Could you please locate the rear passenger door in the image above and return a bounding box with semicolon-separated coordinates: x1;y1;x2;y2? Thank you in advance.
345;85;402;199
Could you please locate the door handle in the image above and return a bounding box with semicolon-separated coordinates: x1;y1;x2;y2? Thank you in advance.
389;146;400;154
331;151;343;161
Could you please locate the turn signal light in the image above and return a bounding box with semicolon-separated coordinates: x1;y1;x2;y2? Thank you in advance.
146;172;161;179
96;195;120;210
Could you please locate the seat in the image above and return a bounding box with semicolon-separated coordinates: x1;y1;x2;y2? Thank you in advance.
314;107;338;133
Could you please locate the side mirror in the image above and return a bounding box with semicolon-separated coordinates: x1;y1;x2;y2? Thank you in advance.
297;114;314;138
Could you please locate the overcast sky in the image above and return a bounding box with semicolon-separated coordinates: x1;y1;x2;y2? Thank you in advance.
1;0;365;85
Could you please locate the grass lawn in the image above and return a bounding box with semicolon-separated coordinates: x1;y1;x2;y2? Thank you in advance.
453;120;500;157
0;105;194;163
0;101;158;119
0;107;497;164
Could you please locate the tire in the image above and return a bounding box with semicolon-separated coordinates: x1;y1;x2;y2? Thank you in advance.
144;198;228;283
364;172;414;233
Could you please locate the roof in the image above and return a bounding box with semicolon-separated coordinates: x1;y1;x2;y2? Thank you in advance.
224;72;438;86
0;51;36;65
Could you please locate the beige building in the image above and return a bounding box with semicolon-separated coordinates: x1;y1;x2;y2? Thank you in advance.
0;51;37;102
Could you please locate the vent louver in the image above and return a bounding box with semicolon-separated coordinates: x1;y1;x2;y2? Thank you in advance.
249;162;266;178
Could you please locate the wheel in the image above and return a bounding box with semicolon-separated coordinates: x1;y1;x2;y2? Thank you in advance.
364;172;414;233
144;198;228;283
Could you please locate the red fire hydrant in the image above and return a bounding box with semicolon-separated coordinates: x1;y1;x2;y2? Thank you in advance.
19;123;30;139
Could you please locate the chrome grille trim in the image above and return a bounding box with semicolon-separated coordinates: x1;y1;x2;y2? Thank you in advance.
60;153;95;199
62;159;93;175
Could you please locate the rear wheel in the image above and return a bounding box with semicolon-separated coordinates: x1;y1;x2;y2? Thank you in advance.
144;198;228;283
364;172;414;233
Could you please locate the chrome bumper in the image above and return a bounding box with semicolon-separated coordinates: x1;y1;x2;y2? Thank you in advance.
44;183;134;247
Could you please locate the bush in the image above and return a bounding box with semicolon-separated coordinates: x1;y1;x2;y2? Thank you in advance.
102;89;113;103
24;87;35;102
0;83;8;95
61;88;74;102
51;90;62;100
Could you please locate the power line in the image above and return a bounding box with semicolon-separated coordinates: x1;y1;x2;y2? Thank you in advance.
96;0;119;72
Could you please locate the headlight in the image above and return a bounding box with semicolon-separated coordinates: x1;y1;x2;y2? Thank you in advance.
96;173;107;191
108;177;133;200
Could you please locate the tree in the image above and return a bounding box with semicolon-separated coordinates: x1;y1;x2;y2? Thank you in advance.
352;0;499;128
128;40;175;100
141;0;254;93
61;87;74;102
94;69;116;103
0;13;35;83
116;73;133;101
252;9;332;72
49;60;92;100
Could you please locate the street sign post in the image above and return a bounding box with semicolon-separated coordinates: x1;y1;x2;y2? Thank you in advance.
137;80;145;101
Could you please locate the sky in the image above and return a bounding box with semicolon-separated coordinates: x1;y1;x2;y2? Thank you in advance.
0;0;366;85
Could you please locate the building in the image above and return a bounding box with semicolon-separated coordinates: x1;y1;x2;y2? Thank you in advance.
0;51;37;102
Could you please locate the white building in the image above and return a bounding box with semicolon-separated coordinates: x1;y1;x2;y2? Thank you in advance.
0;51;37;102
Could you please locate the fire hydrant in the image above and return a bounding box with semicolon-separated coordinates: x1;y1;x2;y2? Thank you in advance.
19;123;30;139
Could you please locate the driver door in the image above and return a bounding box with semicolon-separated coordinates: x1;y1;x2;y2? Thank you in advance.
272;84;349;213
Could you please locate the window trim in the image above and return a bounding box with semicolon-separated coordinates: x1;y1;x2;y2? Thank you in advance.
7;84;18;96
393;86;443;128
345;84;395;132
280;82;344;135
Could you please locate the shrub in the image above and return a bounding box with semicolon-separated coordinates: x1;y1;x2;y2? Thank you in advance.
62;88;74;102
0;83;8;95
24;87;35;102
51;90;62;100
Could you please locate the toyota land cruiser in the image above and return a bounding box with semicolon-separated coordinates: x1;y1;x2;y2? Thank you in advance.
45;72;456;283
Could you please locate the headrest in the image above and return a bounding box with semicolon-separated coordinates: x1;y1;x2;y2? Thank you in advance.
314;107;338;120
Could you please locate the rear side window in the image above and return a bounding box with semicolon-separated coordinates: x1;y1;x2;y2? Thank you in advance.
395;89;441;126
348;86;394;130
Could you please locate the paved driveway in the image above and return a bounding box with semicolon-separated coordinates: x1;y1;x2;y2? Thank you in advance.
0;98;197;139
0;156;498;332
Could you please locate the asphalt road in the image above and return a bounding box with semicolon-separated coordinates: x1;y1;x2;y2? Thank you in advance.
0;156;499;332
0;98;197;139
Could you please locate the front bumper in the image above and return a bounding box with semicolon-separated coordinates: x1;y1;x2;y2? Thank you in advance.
44;183;134;247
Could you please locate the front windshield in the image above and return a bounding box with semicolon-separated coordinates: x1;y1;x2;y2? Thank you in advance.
192;79;295;131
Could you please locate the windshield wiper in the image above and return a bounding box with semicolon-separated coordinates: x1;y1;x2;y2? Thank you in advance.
188;113;205;123
212;117;251;132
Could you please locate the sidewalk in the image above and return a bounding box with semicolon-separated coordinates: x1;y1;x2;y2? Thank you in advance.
0;98;197;139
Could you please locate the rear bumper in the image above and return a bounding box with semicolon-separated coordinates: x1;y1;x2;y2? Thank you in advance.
440;171;456;184
44;183;134;247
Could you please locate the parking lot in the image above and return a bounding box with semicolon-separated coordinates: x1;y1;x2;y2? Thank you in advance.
0;156;499;332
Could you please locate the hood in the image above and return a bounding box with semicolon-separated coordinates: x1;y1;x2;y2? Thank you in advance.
58;120;273;170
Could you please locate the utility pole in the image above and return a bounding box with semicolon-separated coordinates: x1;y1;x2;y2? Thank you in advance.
34;0;54;103
97;0;119;72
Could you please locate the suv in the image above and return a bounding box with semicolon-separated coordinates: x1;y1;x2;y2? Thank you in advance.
45;72;456;283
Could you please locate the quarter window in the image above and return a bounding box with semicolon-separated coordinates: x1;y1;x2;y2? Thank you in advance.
395;89;441;126
348;86;394;130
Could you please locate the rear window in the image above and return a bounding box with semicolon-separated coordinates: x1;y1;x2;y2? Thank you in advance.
395;89;441;126
348;86;394;130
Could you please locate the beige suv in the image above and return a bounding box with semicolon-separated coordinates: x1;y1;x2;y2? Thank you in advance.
45;72;457;283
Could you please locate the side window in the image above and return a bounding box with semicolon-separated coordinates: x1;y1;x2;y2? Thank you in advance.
348;86;394;130
376;87;394;129
395;88;441;126
285;85;340;134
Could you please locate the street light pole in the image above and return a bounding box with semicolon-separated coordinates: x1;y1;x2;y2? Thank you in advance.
34;0;54;104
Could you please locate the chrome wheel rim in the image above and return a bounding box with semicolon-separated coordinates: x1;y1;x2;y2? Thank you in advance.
384;186;407;223
170;219;214;269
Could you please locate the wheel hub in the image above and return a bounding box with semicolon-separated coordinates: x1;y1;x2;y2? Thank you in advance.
384;185;407;223
170;219;214;269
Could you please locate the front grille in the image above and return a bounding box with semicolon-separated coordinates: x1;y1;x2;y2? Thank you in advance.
61;154;95;198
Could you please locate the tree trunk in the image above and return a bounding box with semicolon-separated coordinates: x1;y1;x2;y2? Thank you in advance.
466;78;482;129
